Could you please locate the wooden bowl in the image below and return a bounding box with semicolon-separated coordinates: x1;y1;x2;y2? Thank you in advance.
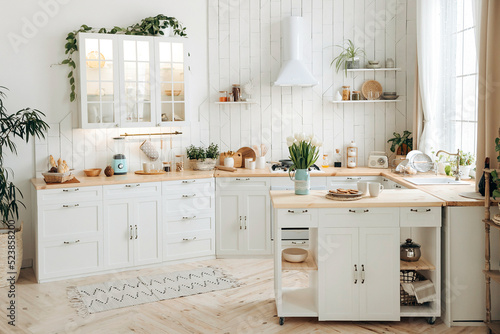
84;168;102;177
282;248;308;263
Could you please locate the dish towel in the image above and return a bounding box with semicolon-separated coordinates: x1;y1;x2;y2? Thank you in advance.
401;280;436;303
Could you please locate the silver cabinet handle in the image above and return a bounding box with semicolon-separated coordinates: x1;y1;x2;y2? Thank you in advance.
182;194;196;198
395;185;403;189
63;188;79;192
182;237;197;241
348;209;370;213
135;225;138;239
292;241;306;245
361;264;365;284
130;225;133;240
125;184;141;188
410;208;431;213
239;216;242;230
354;264;358;284
182;180;196;183
64;240;80;245
182;216;197;220
62;204;80;208
347;177;362;180
383;178;389;182
235;178;250;181
287;210;308;214
244;216;247;230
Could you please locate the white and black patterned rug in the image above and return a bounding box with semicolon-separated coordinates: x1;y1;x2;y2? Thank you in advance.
67;267;240;316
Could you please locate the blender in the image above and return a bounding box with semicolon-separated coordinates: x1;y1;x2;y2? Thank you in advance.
112;137;127;175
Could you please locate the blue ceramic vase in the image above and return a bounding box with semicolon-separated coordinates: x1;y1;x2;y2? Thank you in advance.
289;169;310;195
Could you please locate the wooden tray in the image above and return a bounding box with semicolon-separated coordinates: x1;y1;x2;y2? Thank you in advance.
361;80;383;100
134;170;167;175
325;192;363;201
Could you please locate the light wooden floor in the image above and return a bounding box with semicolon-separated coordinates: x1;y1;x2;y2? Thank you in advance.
0;259;487;334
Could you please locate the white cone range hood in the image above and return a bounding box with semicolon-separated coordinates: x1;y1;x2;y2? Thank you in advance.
274;16;318;87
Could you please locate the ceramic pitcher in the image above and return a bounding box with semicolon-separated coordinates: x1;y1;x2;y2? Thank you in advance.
289;169;310;195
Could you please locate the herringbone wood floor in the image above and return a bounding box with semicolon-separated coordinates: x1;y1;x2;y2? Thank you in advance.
0;259;487;333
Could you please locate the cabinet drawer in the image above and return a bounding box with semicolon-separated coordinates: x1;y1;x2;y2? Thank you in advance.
400;207;441;227
103;182;161;199
163;192;213;214
38;238;102;280
37;186;102;204
276;209;318;228
163;179;215;196
216;177;270;190
39;201;102;240
164;233;214;261
165;215;214;235
319;208;399;228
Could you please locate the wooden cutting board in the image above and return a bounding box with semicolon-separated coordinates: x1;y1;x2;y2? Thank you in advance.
220;152;243;168
237;147;257;167
134;170;167;175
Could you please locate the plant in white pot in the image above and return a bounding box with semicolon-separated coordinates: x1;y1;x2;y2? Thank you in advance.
0;86;49;286
186;143;219;171
331;39;366;76
456;150;475;180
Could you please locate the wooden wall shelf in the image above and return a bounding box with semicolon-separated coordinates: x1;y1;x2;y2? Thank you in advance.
281;250;318;271
400;257;435;271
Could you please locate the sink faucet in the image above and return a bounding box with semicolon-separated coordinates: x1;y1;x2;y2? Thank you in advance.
435;149;461;181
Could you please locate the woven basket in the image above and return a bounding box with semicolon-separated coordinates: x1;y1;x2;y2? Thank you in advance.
42;172;74;183
400;270;426;306
0;223;23;287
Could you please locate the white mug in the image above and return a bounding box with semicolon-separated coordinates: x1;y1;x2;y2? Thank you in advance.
249;161;256;170
256;156;266;169
369;182;384;197
357;181;369;194
143;162;152;173
245;158;253;169
224;157;235;168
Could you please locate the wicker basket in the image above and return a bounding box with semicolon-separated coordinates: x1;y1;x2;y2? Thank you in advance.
42;172;74;183
0;223;23;288
400;270;426;306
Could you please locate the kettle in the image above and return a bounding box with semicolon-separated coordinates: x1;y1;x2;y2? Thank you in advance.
400;238;421;262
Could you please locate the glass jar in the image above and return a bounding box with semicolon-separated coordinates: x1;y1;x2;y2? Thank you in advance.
228;92;234;102
219;91;227;102
322;154;329;168
351;91;361;100
232;84;241;102
342;86;350;101
175;155;184;172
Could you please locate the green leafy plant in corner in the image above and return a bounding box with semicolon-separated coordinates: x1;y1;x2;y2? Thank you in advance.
331;39;366;76
495;137;500;163
0;87;49;226
61;15;188;102
186;143;219;161
387;131;413;155
490;170;500;199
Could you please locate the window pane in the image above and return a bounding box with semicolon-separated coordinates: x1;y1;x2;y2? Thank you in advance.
463;0;474;29
137;41;149;61
456;0;464;31
160;63;173;82
173;103;185;122
137;82;150;101
87;103;100;123
159;42;171;62
101;103;114;123
137;103;151;122
172;63;184;82
463;75;477;121
85;39;98;56
137;62;150;82
99;39;113;60
172;43;183;62
101;82;114;100
161;83;173;101
455;33;463;77
161;103;173;122
123;40;136;61
455;77;463;121
124;62;136;81
87;82;99;98
463;29;476;75
100;61;113;81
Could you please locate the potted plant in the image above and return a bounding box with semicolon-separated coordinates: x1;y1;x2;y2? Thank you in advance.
387;131;413;156
331;39;366;76
186;143;219;171
450;150;475;179
0;86;49;286
286;133;322;195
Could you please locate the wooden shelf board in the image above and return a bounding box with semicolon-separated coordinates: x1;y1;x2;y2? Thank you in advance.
483;270;500;284
346;68;401;72
281;287;318;317
282;250;318;271
486;321;500;334
400;304;438;317
214;102;256;105
483;219;500;231
330;100;401;104
400;257;436;271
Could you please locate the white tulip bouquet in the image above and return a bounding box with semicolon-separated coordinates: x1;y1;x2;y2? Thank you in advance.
287;133;323;170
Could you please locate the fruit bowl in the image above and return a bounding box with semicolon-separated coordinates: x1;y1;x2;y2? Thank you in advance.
84;168;102;177
282;248;308;263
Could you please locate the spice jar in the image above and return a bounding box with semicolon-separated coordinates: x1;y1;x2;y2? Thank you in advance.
232;84;241;102
351;91;361;100
219;91;227;102
342;86;350;101
228;92;234;102
175;155;184;172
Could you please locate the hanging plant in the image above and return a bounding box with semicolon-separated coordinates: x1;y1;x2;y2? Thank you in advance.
61;15;188;102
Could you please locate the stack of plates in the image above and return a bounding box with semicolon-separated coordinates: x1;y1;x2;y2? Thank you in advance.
405;150;433;173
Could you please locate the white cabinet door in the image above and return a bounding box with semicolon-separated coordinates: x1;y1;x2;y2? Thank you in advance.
216;191;242;255
103;199;134;269
319;228;360;320
359;228;400;321
242;192;271;255
134;196;162;266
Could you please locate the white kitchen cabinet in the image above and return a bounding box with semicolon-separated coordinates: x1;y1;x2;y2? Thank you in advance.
216;178;271;256
327;176;381;190
103;183;162;269
318;227;400;321
382;177;406;189
77;33;189;128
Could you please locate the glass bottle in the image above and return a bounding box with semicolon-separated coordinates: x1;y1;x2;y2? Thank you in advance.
333;149;342;167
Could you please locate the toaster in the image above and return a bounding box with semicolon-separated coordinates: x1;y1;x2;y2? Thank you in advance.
368;151;388;168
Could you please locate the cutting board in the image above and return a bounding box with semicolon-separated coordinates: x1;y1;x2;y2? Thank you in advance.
220;152;243;168
135;170;167;175
237;147;257;167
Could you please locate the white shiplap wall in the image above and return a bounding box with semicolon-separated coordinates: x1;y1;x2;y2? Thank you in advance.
36;0;416;174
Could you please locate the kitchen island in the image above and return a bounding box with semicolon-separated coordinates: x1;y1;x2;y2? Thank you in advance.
271;189;445;325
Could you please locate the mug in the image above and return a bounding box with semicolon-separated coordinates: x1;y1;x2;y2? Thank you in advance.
248;161;256;170
357;181;369;194
224;157;235;168
143;162;152;173
245;158;253;169
369;182;384;197
256;156;266;169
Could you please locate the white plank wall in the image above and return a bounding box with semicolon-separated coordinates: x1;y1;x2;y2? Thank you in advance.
36;0;416;173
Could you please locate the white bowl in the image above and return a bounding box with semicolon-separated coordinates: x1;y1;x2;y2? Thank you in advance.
282;248;308;263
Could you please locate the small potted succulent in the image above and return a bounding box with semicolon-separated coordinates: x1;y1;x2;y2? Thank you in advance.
186;143;219;171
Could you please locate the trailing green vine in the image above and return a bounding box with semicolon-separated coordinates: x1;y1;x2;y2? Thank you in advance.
61;15;187;102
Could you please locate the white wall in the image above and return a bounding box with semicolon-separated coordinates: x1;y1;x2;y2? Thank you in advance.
1;0;416;265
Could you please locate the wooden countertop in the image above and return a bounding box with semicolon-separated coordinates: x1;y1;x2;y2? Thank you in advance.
270;189;445;209
31;170;215;190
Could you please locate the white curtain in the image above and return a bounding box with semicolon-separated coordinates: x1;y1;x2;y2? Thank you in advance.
416;0;444;155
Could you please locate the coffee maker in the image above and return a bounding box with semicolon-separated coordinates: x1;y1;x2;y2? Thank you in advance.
112;137;127;175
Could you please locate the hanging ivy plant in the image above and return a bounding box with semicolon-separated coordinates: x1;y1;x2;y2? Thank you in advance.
61;14;187;102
